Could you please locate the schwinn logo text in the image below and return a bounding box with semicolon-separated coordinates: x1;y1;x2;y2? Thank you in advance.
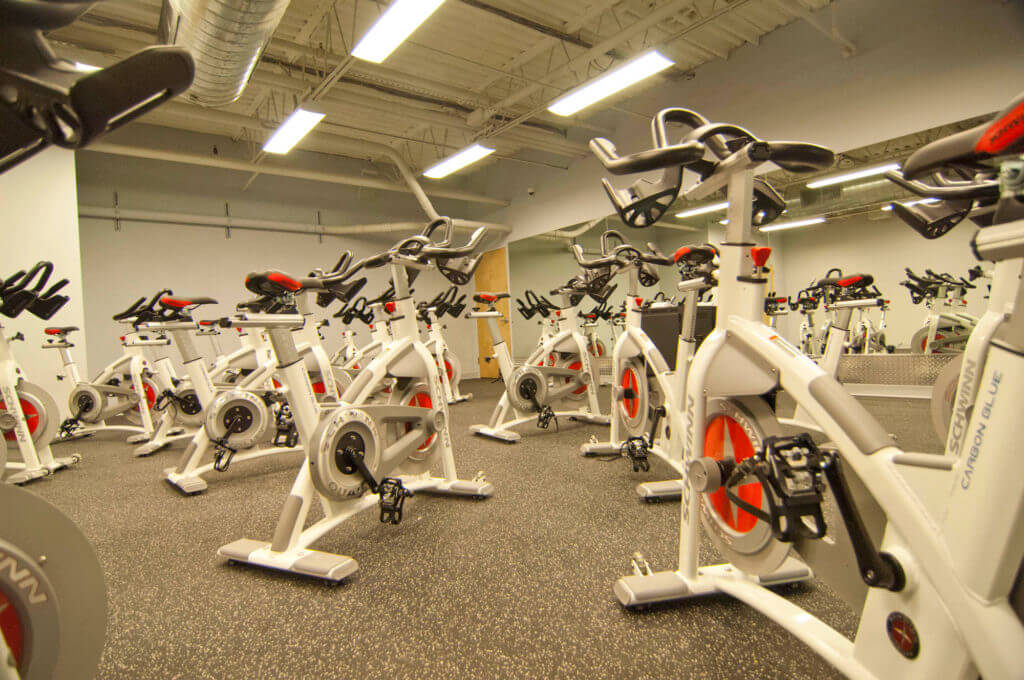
682;393;696;521
962;369;1002;490
947;358;977;459
0;551;48;604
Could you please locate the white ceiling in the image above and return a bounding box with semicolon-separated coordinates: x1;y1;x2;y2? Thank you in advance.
51;0;842;186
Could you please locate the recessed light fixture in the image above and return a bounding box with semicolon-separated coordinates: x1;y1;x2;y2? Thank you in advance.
881;198;940;211
423;143;495;178
548;51;674;117
759;216;827;233
352;0;445;64
262;108;326;154
676;201;729;219
73;62;101;72
806;163;901;189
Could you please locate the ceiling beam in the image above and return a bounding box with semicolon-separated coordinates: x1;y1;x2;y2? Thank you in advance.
455;0;594;50
768;0;856;56
84;142;509;207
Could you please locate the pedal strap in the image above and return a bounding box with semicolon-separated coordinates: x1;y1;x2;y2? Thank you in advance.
724;434;829;543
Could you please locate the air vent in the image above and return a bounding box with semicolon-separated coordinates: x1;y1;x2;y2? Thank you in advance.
800;184;842;207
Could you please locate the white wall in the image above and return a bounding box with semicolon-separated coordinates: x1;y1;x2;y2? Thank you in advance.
772;213;986;348
0;149;88;409
477;0;1024;239
75;130;482;378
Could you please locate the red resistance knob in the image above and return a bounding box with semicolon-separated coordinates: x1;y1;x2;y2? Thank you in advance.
751;247;772;268
385;302;396;314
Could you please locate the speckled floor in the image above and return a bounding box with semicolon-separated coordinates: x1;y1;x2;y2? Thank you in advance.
24;380;940;679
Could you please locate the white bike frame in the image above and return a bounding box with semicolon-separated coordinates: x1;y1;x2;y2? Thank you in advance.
616;160;1024;680
419;305;471;404
470;291;608;443
50;325;191;454
218;257;491;581
160;292;335;494
0;326;77;484
580;256;710;500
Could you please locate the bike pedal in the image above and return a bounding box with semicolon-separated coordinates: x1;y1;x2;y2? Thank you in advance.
378;478;413;525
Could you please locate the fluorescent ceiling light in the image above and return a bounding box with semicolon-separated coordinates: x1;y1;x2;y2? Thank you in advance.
548;51;674;117
423;143;495;178
759;217;827;233
73;62;101;72
719;219;729;225
806;163;900;189
262;108;325;154
881;198;940;211
676;201;729;219
352;0;445;63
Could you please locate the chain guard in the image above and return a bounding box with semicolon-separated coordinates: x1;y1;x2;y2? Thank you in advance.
309;406;381;501
204;390;270;450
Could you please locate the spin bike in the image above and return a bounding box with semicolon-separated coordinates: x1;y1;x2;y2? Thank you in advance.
514;290;559;346
599;97;1024;679
158;259;346;495
579;231;717;501
417;285;472;404
763;291;789;328
331;288;396;371
844;283;894;355
470;259;611;443
788;285;825;355
581;298;615;359
50;290;198;455
0;262;80;484
902;268;977;353
218;218;492;582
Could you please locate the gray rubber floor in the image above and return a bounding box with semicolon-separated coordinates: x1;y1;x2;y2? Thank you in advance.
25;380;940;679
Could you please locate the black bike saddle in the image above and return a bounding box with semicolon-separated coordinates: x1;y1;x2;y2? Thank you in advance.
901;92;1024;179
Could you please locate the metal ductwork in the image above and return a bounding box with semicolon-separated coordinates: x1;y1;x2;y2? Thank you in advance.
159;0;292;107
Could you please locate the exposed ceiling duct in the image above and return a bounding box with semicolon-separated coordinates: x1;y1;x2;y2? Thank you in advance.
158;0;292;107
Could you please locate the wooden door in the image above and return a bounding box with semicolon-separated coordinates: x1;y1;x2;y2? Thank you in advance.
473;247;511;379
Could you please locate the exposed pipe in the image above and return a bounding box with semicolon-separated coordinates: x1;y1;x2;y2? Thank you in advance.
455;0;594;49
158;0;293;107
541;217;605;241
84;143;509;208
62;6;612;136
78;206;512;235
48;28;590;160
